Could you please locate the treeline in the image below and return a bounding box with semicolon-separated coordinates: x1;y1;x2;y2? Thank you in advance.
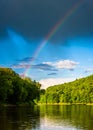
39;75;93;104
0;68;41;105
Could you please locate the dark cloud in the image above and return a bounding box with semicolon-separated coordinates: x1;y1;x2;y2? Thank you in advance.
16;57;35;62
10;62;58;71
84;68;93;73
68;68;75;71
32;63;58;71
0;0;93;40
48;73;57;75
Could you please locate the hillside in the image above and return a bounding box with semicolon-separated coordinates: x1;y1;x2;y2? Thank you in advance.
39;75;93;104
0;67;41;105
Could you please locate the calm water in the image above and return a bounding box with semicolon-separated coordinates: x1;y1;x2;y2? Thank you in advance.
0;105;93;130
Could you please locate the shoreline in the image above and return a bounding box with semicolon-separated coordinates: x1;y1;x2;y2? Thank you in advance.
1;102;93;107
37;103;93;105
0;103;35;107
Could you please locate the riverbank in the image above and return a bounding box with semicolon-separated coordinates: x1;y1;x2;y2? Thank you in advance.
0;102;35;107
1;102;93;107
37;102;93;105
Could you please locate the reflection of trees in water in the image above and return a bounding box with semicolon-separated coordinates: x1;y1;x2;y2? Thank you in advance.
39;105;93;130
0;105;93;130
0;106;40;130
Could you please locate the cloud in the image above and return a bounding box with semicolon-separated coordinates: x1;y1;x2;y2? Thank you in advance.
54;60;79;69
10;63;31;69
39;77;75;89
0;0;93;39
10;62;58;71
43;62;52;66
10;59;79;73
32;63;58;71
11;56;38;69
44;60;79;70
16;57;35;62
48;73;57;75
85;68;93;73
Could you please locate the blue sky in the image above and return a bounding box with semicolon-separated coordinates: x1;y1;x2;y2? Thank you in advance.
0;29;93;88
0;0;93;88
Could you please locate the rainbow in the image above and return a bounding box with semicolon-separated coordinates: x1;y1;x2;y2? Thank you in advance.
24;1;83;76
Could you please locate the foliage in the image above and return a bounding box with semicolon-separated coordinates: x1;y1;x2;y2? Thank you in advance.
0;67;41;105
39;75;93;104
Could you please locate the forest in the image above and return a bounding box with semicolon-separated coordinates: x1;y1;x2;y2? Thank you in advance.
0;67;41;105
1;67;93;105
39;75;93;104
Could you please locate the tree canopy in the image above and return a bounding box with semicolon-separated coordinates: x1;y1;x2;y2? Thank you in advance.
0;67;41;105
1;67;93;105
39;75;93;104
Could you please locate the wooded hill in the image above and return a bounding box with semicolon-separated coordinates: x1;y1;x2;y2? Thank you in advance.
1;67;93;105
0;67;41;105
39;75;93;104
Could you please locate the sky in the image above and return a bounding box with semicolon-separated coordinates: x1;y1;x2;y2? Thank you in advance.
0;0;93;88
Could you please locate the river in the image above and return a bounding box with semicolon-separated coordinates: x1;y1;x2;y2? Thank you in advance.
0;105;93;130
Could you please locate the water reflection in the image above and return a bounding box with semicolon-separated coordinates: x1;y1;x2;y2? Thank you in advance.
39;105;88;130
0;106;40;130
0;105;93;130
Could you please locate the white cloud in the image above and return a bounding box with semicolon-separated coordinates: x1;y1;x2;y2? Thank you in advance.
44;60;79;70
39;77;75;89
85;68;93;73
11;59;79;71
54;60;79;69
43;62;52;65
